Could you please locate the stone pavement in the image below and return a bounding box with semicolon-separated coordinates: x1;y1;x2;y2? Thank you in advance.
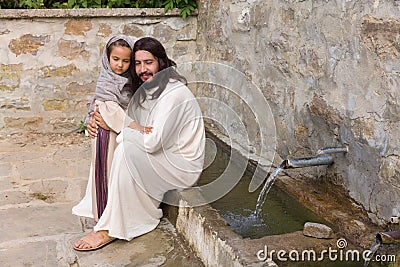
0;132;204;267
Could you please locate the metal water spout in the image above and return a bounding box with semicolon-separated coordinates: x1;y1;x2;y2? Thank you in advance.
283;155;334;169
251;145;348;217
317;146;349;155
283;146;348;169
363;230;400;267
376;230;400;244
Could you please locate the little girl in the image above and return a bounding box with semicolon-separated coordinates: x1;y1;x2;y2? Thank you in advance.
73;35;150;221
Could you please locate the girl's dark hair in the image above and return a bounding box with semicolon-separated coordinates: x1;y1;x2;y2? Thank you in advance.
132;37;187;107
106;39;131;60
106;38;137;99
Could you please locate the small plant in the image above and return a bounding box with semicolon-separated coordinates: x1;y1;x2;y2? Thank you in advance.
77;118;87;134
32;192;49;201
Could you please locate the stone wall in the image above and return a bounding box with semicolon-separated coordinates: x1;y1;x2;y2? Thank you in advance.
1;2;399;226
0;9;197;134
195;0;400;225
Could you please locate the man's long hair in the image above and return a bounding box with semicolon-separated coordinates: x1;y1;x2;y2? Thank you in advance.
131;37;187;107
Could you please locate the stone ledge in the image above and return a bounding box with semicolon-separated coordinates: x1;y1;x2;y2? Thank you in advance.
0;8;197;19
162;188;278;267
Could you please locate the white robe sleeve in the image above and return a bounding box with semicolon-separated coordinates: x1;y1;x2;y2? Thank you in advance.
96;100;126;134
142;83;194;154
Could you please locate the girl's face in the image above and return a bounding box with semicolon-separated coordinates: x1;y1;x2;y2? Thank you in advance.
109;46;132;75
134;50;160;82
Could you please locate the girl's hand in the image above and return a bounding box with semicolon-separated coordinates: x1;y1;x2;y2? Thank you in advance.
93;110;111;131
86;113;98;138
128;121;153;134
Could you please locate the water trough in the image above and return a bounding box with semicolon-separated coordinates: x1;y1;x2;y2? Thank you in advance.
161;129;392;267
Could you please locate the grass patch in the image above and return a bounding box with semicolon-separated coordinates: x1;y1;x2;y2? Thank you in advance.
32;192;49;201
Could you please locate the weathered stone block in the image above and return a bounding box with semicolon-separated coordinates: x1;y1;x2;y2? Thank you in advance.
0;28;10;35
39;64;78;78
303;222;334;239
294;124;309;145
233;5;251;32
17;158;69;181
0;64;22;77
153;23;177;44
379;156;400;188
98;23;112;36
66;81;95;96
0;97;30;110
8;34;50;56
308;94;342;124
176;25;197;41
122;23;145;38
251;3;270;27
298;48;324;78
29;179;69;203
0;83;18;91
384;97;400;121
352;117;375;141
73;100;90;113
0;204;80;243
64;19;92;35
165;18;197;40
0;163;12;178
0;234;61;266
43;99;69;111
50;118;82;132
4;117;43;129
361;15;400;58
172;41;189;56
57;39;88;60
0;64;20;91
0;190;30;206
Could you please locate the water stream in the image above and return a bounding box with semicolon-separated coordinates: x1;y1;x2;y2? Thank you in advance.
363;240;381;267
253;165;283;218
198;146;330;239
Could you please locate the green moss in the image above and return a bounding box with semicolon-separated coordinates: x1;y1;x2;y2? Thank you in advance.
32;192;49;201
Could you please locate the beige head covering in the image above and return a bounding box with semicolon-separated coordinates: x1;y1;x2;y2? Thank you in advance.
87;34;135;114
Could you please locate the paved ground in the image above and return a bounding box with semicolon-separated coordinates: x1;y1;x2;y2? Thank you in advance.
0;132;204;267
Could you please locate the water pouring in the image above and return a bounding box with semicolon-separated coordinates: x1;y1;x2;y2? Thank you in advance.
376;230;400;244
364;229;400;267
253;146;348;218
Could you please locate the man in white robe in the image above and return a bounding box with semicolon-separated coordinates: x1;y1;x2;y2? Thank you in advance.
73;37;205;251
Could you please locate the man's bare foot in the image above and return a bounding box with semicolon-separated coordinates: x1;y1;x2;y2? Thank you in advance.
73;230;116;251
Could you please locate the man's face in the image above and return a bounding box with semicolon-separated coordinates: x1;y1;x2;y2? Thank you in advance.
134;50;160;82
109;46;132;75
